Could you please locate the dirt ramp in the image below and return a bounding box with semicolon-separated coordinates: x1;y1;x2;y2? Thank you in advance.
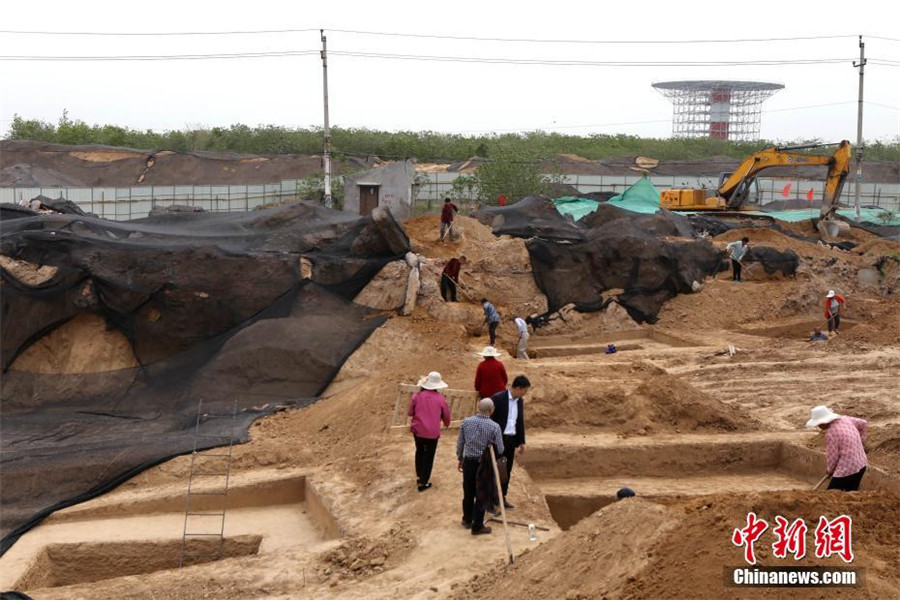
528;367;757;435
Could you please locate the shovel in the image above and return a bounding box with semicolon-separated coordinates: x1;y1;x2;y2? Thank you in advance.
812;474;831;490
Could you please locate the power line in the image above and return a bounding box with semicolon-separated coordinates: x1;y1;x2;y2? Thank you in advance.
328;29;858;45
0;27;860;45
0;47;856;65
0;50;319;61
330;51;853;67
0;28;318;36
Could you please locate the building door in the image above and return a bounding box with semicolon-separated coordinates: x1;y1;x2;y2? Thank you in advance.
359;185;380;215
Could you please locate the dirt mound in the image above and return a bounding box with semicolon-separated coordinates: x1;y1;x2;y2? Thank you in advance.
0;256;58;286
0;140;367;187
318;525;416;584
528;366;757;436
865;424;900;474
454;498;677;600
853;238;900;258
624;491;900;599
458;491;899;600
405;214;548;323
715;227;826;256
9;314;137;374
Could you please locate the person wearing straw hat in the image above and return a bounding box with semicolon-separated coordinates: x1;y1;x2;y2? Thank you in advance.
474;346;508;400
805;405;868;492
823;290;847;335
409;372;452;492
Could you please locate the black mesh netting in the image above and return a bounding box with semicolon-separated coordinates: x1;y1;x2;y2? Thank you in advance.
472;197;804;323
0;202;409;554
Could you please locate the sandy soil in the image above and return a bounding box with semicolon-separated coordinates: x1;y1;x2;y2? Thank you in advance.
4;214;898;599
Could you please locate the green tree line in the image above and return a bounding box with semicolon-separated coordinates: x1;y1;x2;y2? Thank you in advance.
6;113;899;163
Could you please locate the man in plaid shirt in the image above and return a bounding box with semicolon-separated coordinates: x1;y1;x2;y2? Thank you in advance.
457;398;504;535
806;405;868;491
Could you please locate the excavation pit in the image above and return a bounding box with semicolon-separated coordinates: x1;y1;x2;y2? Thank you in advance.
15;536;262;590
529;330;697;358
1;472;341;593
526;434;897;531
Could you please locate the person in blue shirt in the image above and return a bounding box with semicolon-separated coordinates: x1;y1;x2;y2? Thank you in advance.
481;298;500;346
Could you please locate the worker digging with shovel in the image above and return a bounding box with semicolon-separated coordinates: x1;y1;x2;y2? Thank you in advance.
440;256;469;302
725;236;749;283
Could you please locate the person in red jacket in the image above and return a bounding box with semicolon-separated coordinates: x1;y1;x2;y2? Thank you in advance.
441;256;468;302
440;198;459;243
824;290;847;334
474;346;507;399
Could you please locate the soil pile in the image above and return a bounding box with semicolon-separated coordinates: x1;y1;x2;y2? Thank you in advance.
528;365;758;435
457;491;900;600
9;314;137;374
317;525;416;584
405;214;549;329
454;498;677;600
0;140;369;187
624;491;899;599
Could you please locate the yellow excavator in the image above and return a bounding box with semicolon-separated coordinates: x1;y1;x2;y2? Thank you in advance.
660;141;852;228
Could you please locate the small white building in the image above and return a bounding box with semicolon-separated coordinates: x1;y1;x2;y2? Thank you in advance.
343;160;417;219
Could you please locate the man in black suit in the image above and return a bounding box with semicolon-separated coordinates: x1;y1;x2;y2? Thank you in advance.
490;374;531;509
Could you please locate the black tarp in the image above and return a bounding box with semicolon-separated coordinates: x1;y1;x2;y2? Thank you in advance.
474;197;725;323
0;202;409;554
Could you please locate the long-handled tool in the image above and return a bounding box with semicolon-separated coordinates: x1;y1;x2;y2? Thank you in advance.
441;272;476;302
488;517;551;531
812;474;831;490
489;446;515;565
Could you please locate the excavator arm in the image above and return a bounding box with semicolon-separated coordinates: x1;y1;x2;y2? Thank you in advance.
718;140;851;211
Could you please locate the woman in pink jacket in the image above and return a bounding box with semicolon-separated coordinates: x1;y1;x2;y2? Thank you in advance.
409;372;452;491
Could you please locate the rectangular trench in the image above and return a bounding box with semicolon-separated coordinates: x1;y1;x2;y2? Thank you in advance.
525;437;898;531
2;473;342;592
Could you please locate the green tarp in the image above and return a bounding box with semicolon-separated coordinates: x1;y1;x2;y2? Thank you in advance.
553;176;899;227
552;177;662;220
551;196;600;221
606;177;662;214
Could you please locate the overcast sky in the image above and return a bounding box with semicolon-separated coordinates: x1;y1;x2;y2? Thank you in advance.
1;0;898;144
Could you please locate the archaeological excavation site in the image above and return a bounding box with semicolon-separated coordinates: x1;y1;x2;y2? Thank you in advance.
1;142;898;600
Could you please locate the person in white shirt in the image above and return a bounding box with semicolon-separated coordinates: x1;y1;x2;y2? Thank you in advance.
489;375;531;510
725;236;750;283
514;316;530;359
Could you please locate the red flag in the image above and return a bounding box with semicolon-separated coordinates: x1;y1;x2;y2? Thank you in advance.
807;188;815;202
781;184;792;198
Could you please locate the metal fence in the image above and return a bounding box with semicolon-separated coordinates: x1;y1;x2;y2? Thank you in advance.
416;172;900;213
0;179;325;220
3;173;897;221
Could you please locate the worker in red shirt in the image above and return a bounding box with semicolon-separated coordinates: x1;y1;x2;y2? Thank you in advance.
440;198;459;243
441;256;468;302
824;290;846;335
474;346;507;399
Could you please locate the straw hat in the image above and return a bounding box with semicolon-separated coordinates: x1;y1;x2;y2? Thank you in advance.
826;290;836;298
418;371;448;390
475;346;502;358
805;405;841;428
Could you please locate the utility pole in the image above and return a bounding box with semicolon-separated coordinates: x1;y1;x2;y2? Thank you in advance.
853;35;866;219
320;29;333;209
